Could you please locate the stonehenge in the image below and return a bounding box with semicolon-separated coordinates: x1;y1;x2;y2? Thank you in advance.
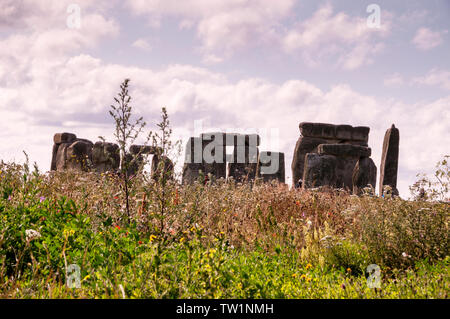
51;132;173;178
182;132;285;184
292;122;382;194
51;122;399;195
379;124;400;196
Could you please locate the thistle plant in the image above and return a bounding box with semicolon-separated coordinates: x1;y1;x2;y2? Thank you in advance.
109;79;151;220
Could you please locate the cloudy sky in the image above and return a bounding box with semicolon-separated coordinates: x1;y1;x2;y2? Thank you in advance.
0;0;449;197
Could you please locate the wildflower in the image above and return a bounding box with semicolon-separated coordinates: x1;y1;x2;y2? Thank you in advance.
306;277;312;283
347;268;352;273
25;229;41;241
402;252;411;258
300;274;307;280
204;264;212;272
39;196;45;203
8;195;11;201
305;263;312;270
138;241;143;245
150;235;157;242
306;220;312;227
295;201;300;207
292;273;297;278
180;237;185;243
115;225;121;230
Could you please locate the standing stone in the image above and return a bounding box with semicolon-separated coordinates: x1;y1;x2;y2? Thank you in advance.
151;154;174;181
182;137;205;184
52;132;78;171
291;136;332;187
92;142;120;173
302;154;337;189
228;145;259;183
352;157;377;195
55;143;70;171
51;144;59;171
65;139;93;171
54;132;77;145
201;132;227;179
257;152;285;183
379;124;400;196
334;156;359;190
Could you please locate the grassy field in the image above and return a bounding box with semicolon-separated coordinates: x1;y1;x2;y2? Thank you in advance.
0;160;448;299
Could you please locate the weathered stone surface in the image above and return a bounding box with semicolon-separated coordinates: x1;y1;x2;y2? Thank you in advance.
257;152;285;183
379;124;400;196
201;136;227;179
353;157;377;194
228;145;259;182
182;163;204;184
51;144;59;171
151;155;174;180
299;122;369;143
55;143;70;171
318;144;371;158
182;137;205;184
92;142;120;173
334;156;359;190
351;126;370;142
129;145;160;155
54;132;77;145
299;122;336;139
302;154;338;189
55;139;93;171
201;132;261;147
291;136;333;187
184;137;203;164
65;139;93;171
335;125;353;140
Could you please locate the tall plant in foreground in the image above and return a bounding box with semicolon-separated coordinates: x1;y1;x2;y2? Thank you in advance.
150;107;181;238
109;78;151;220
410;155;449;201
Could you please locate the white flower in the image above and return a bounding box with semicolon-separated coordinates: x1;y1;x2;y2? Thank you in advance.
401;252;411;258
25;229;41;241
306;220;312;227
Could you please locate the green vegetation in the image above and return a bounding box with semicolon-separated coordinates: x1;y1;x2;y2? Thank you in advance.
0;158;448;298
0;80;448;298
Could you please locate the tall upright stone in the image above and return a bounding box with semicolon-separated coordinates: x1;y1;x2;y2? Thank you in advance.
228;134;259;183
201;132;227;179
379;124;400;196
352;157;377;195
51;133;77;171
256;152;285;183
182;137;204;184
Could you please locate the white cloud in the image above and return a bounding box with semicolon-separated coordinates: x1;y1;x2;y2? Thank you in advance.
1;1;448;200
412;69;450;90
384;73;405;87
281;4;391;70
412;27;447;50
1;46;448;198
132;38;152;51
126;0;295;60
